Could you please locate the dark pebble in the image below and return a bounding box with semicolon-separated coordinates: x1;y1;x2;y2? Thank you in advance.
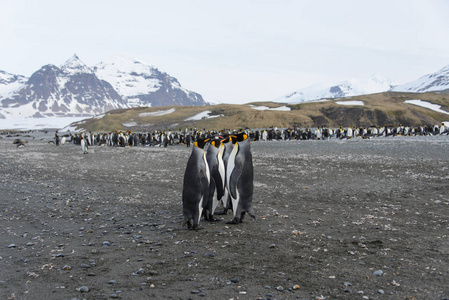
230;278;239;283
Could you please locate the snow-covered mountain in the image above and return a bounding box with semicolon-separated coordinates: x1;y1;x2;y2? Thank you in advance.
0;54;208;119
0;70;28;101
0;55;127;119
274;74;394;104
93;55;207;107
390;64;449;93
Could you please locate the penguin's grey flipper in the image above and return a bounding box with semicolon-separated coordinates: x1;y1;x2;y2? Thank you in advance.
228;161;242;200
229;160;243;217
212;167;225;200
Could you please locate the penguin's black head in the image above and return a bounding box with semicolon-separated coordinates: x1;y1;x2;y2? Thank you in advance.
194;138;210;149
211;136;227;148
222;136;231;144
231;132;247;143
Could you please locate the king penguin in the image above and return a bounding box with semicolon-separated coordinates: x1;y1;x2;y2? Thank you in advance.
226;132;255;224
81;136;88;154
182;138;210;229
215;135;233;215
205;138;226;220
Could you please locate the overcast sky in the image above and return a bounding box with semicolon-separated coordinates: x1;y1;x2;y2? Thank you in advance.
1;0;449;104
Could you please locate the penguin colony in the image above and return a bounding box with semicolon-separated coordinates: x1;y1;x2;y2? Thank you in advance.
182;132;255;230
61;123;449;148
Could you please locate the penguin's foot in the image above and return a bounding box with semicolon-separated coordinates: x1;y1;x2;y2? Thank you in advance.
208;217;221;222
226;220;238;224
183;220;192;229
190;227;204;231
205;214;220;221
226;218;242;224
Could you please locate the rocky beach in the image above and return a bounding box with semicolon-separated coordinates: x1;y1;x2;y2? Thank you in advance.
1;132;448;300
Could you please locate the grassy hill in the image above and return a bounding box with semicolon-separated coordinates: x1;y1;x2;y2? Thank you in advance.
72;92;449;132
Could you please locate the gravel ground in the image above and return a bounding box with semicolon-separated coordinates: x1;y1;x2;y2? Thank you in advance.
0;133;448;300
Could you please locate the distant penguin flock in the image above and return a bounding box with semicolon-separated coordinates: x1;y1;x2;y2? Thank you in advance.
182;132;255;230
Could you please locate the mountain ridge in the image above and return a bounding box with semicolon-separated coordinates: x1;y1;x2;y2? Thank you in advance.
390;65;449;93
0;55;208;119
93;55;207;108
2;57;449;122
273;74;395;104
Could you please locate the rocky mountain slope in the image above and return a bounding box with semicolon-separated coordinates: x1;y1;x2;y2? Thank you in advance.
0;55;126;118
94;56;206;107
0;55;208;119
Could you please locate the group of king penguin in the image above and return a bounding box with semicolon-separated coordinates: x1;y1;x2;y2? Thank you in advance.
182;132;255;230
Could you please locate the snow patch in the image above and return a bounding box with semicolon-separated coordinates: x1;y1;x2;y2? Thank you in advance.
184;110;220;121
250;105;270;110
271;106;291;111
249;105;291;111
123;122;138;127
139;108;176;117
404;100;449;115
336;100;365;106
